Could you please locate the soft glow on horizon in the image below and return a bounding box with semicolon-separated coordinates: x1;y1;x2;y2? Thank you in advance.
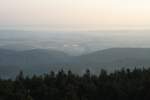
0;0;150;30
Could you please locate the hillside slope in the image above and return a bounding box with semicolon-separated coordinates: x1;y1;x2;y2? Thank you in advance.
1;48;150;78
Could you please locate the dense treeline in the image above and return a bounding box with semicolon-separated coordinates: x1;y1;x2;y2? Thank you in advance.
1;68;150;100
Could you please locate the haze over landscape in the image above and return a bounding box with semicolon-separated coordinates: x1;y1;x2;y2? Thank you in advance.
0;0;150;77
1;0;150;100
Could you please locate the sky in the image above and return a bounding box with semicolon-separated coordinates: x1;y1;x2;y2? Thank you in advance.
0;0;150;30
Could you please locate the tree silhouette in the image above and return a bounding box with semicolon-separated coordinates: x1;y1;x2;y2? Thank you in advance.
1;68;150;100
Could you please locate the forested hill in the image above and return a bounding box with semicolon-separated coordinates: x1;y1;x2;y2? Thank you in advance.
75;48;150;67
1;68;150;100
1;48;150;77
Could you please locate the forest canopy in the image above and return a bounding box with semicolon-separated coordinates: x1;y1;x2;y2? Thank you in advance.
0;68;150;100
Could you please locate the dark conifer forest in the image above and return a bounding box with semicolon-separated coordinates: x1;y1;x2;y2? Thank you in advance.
1;68;150;100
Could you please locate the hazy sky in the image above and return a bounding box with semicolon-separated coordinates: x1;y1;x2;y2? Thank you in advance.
0;0;150;30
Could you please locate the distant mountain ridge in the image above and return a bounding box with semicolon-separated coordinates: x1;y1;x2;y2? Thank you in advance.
77;48;150;63
1;48;150;78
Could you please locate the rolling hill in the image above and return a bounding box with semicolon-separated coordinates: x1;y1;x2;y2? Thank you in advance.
1;48;150;78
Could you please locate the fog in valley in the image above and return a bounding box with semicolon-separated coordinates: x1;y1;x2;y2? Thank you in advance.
0;29;150;55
